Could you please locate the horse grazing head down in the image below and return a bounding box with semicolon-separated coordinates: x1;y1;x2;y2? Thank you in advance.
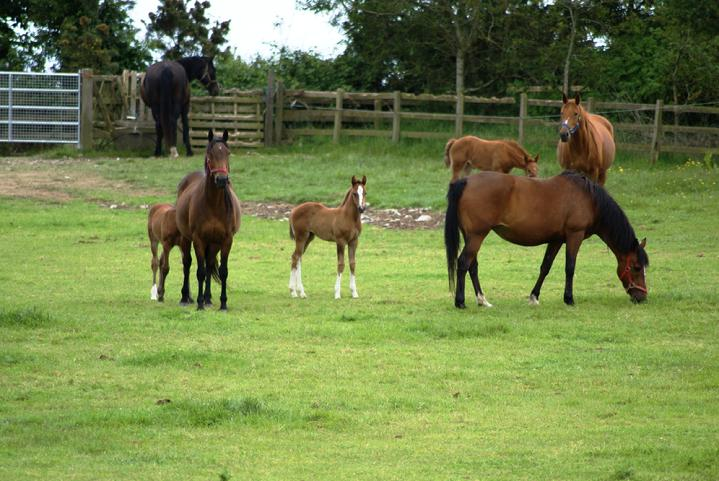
351;175;367;213
617;237;649;303
559;92;583;142
525;154;540;177
205;129;230;188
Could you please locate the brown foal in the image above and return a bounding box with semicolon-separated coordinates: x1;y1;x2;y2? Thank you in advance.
444;135;539;182
289;175;367;299
147;203;182;302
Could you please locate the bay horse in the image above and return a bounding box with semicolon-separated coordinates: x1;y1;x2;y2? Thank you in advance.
176;129;241;310
557;93;615;185
289;176;367;299
445;170;649;308
444;136;539;182
140;56;220;158
147;203;183;302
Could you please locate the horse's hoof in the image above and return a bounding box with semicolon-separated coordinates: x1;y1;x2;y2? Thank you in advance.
179;300;191;306
290;291;298;298
300;292;307;299
476;295;493;307
352;293;359;299
528;294;539;306
196;304;205;311
455;302;466;309
220;305;227;311
564;297;575;306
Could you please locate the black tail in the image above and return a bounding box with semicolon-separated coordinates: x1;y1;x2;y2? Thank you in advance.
445;178;468;292
159;68;174;150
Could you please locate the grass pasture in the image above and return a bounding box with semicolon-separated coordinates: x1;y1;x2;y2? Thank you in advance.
1;138;718;480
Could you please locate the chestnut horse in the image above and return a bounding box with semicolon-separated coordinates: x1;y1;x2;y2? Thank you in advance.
557;93;615;185
444;136;539;182
289;176;367;299
445;171;649;308
140;56;220;158
147;203;183;302
176;129;241;310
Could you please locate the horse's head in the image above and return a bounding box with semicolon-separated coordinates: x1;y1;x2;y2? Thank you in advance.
205;129;230;188
617;237;649;303
200;57;220;96
525;154;539;177
559;93;582;142
351;175;367;214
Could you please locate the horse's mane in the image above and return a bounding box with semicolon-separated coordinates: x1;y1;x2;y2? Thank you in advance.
560;171;649;266
339;186;353;207
504;140;529;160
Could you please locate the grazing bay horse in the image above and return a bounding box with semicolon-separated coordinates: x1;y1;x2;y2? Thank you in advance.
444;136;539;182
445;171;649;308
176;129;241;310
289;176;367;299
147;203;183;302
140;56;220;158
557;93;615;185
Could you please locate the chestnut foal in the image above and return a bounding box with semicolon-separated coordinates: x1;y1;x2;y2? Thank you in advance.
289;176;367;299
444;135;539;182
147;203;183;302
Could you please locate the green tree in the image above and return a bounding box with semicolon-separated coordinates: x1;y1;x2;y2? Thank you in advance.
144;0;230;59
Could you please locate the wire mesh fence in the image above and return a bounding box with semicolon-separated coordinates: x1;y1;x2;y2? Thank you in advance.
0;72;80;144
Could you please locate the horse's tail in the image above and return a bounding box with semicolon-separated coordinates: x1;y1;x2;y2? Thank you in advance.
289;219;295;240
445;178;468;292
210;257;221;283
159;67;175;150
444;138;456;167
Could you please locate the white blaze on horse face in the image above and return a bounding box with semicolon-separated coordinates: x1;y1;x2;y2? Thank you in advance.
357;185;365;211
350;273;358;298
150;284;158;301
335;272;342;299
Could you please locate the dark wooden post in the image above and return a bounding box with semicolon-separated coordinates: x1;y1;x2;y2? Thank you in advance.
274;79;284;144
264;70;275;147
333;88;344;143
79;69;94;150
650;99;663;164
392;90;401;143
518;93;527;146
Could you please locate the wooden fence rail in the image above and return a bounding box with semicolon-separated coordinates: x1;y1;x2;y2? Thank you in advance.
87;71;719;160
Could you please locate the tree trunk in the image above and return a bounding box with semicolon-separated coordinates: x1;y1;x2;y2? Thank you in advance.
563;3;576;95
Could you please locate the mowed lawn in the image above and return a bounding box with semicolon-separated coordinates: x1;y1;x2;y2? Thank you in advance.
1;140;718;480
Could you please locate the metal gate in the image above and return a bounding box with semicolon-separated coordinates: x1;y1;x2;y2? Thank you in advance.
0;71;80;144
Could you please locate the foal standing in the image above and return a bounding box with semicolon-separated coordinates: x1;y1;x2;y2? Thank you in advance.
444;136;539;182
147;203;182;302
289;176;367;299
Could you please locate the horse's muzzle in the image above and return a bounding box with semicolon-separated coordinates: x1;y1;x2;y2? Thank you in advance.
214;175;229;188
559;132;570;142
630;291;647;304
358;206;366;214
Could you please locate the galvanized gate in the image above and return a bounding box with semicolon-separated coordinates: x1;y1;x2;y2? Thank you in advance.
0;71;80;144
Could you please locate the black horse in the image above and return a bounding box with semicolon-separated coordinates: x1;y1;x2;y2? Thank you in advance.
140;56;220;157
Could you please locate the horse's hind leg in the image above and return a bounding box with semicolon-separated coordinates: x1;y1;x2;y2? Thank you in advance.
529;240;562;305
468;258;491;307
150;238;159;300
455;233;487;309
157;242;172;302
151;108;163;157
181;106;193;156
203;244;219;306
335;243;346;299
193;238;207;310
348;239;359;298
290;231;309;298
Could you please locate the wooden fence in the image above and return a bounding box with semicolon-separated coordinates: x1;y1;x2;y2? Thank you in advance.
84;70;719;160
90;70;264;149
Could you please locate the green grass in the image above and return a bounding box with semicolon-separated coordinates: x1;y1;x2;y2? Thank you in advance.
1;137;718;480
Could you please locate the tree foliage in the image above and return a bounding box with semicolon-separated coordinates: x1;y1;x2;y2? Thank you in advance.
144;0;230;59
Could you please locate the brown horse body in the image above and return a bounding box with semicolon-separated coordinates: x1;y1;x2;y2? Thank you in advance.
176;130;241;310
445;136;539;182
557;93;615;185
289;176;367;299
445;171;649;308
147;203;182;302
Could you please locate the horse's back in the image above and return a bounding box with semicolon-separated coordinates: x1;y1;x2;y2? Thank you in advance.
141;61;188;104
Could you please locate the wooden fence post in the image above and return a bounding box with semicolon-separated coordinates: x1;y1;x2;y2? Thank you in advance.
650;99;663;164
392;90;401;143
518;92;527;146
274;79;284;144
586;96;595;113
373;99;382;130
333;88;344;143
79;68;94;150
455;92;464;137
264;70;275;147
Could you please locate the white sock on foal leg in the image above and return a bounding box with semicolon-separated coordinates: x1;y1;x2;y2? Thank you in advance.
297;260;306;298
476;293;493;307
150;284;158;301
349;273;358;298
334;273;342;299
289;268;298;297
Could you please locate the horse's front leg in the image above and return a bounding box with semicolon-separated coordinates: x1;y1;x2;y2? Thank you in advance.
150;238;159;300
179;237;193;305
529;241;562;305
219;239;233;310
193;239;207;310
348;239;359;298
181;107;193;157
563;232;584;306
335;243;345;299
157;242;172;302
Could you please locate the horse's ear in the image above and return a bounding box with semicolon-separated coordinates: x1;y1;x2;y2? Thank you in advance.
562;93;568;104
574;93;581;105
639;237;647;248
534;154;540;163
208;129;214;142
351;175;358;185
361;175;367;185
222;129;229;143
